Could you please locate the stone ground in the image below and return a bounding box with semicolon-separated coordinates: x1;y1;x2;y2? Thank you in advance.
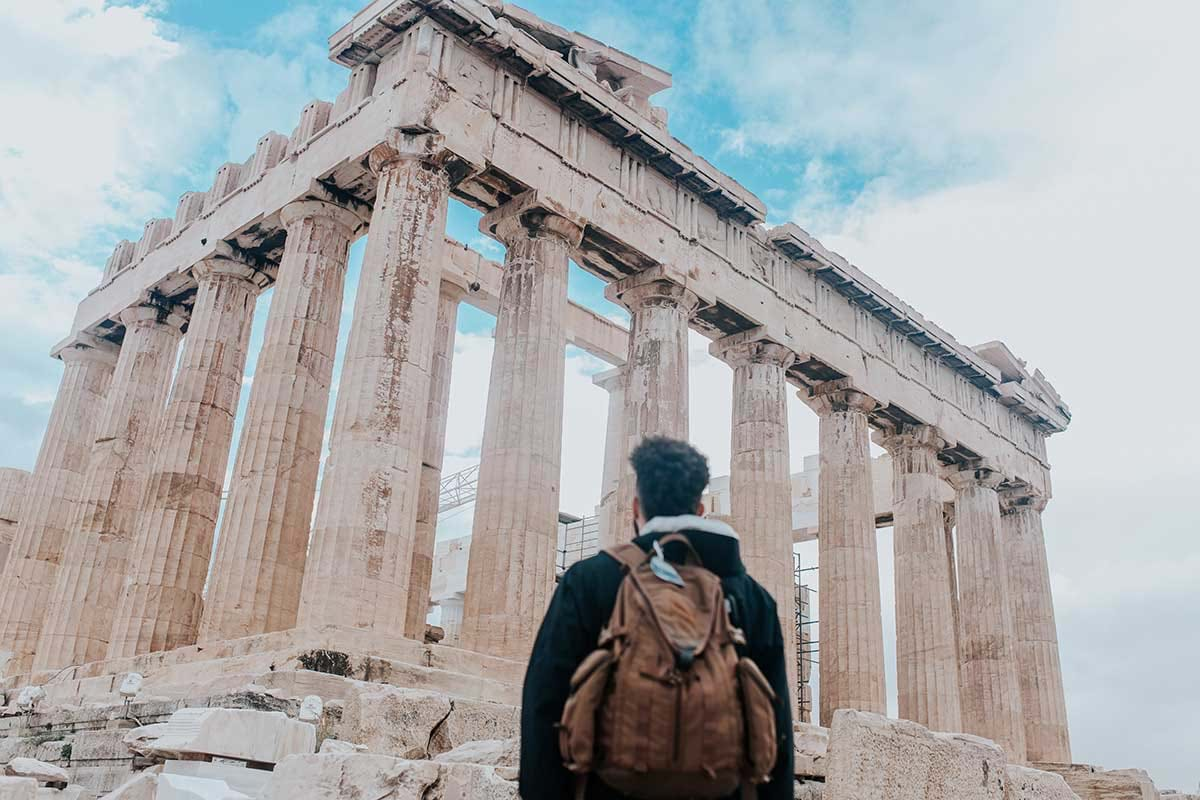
0;632;1176;799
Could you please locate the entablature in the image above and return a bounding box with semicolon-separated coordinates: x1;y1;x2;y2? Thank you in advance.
327;0;764;225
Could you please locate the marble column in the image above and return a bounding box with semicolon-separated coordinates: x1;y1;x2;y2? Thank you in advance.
880;424;962;732
35;305;184;670
0;468;31;572
297;135;451;635
107;256;268;659
605;271;699;532
944;502;962;668
714;331;797;713
805;379;887;724
0;337;117;676
1001;487;1071;763
199;200;365;644
439;594;464;645
403;280;465;640
950;464;1027;761
592;367;625;549
460;195;582;660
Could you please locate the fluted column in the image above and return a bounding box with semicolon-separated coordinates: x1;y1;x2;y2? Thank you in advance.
605;270;700;532
298;134;451;635
403;280;465;640
944;502;962;668
461;193;582;660
0;338;117;676
950;464;1026;761
35;305;184;670
714;330;797;713
1001;487;1071;763
880;424;962;732
107;255;268;659
0;469;31;572
199;200;365;644
592;367;625;549
805;379;887;723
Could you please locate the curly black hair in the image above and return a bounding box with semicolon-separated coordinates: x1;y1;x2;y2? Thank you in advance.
630;436;710;520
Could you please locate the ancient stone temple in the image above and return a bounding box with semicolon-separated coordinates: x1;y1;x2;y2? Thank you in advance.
5;2;1170;799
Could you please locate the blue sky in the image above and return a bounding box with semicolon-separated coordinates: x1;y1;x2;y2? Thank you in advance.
2;1;1198;790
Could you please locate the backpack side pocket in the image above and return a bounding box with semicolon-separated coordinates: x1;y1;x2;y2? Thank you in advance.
560;648;615;774
736;657;779;783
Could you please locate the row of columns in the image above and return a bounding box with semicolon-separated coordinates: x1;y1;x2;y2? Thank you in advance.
0;133;1069;767
0;135;452;675
586;350;1070;764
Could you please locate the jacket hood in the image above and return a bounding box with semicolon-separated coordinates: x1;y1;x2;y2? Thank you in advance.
631;515;746;578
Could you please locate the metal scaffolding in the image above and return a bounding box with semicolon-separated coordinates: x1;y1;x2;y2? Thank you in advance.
796;555;818;724
438;463;479;513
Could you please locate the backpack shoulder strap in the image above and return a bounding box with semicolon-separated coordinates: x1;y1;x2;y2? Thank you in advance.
604;542;648;572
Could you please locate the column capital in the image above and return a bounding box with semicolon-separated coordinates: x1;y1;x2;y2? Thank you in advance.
946;462;1005;492
118;302;186;333
604;265;702;315
877;423;948;456
480;189;586;249
592;365;625;393
280;198;369;238
55;332;119;366
999;485;1049;514
366;131;452;175
709;327;796;370
192;243;274;290
802;378;877;417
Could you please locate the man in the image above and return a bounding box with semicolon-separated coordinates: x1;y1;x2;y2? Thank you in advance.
520;437;794;799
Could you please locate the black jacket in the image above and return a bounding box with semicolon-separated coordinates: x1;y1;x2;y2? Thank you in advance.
519;518;795;799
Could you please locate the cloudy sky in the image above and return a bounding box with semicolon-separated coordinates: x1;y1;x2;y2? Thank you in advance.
1;0;1197;790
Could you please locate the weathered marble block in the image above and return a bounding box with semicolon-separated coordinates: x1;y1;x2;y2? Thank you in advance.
825;709;1006;800
1006;764;1081;799
4;760;69;785
794;722;829;779
0;777;37;800
137;708;315;764
260;754;441;800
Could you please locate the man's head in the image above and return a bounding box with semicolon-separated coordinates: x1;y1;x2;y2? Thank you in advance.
630;437;710;526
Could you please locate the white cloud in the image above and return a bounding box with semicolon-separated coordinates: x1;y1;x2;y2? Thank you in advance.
0;2;354;470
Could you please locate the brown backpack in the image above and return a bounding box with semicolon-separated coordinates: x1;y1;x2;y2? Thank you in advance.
559;533;778;799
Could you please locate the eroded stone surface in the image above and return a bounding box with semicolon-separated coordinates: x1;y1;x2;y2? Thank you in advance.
260;754;440;800
97;770;158;800
824;709;1005;800
0;778;37;800
4;759;69;784
794;722;829;779
138;708;315;764
432;738;517;768
1006;764;1081;799
1043;765;1162;800
339;685;452;760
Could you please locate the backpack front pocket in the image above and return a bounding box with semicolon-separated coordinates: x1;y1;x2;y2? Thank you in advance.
560;648;615;773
